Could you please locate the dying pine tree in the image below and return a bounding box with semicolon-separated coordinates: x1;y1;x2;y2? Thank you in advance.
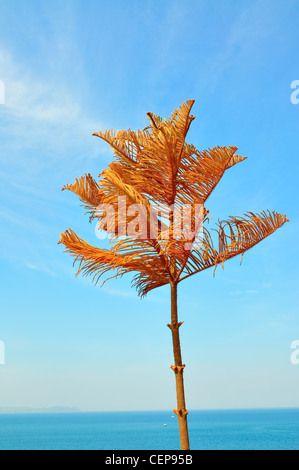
59;100;288;450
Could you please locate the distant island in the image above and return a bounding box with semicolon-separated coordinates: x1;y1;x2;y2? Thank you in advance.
0;406;81;414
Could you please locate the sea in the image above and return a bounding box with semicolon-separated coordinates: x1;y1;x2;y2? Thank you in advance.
0;408;298;450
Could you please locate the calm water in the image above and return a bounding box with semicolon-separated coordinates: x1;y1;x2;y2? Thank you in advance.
0;408;298;450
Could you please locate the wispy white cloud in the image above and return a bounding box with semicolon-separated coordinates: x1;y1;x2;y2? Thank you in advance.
0;206;60;277
102;286;137;299
0;207;47;231
200;0;280;93
229;289;259;296
92;284;169;303
0;46;105;159
26;263;57;278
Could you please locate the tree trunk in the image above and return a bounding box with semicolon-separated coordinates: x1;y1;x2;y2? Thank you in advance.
168;281;190;450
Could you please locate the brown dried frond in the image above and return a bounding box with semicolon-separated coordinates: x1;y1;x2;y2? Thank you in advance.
60;99;288;297
178;210;289;282
62;173;101;220
215;211;289;266
59;228;170;293
92;129;138;165
178;145;245;205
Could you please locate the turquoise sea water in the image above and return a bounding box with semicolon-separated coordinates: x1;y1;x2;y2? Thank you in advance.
0;408;298;450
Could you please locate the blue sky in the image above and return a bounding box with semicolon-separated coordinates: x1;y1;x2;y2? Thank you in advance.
0;0;298;412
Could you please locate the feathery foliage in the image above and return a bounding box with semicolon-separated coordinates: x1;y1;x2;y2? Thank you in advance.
59;99;288;297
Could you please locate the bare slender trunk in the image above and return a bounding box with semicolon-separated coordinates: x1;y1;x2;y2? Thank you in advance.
167;281;190;450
